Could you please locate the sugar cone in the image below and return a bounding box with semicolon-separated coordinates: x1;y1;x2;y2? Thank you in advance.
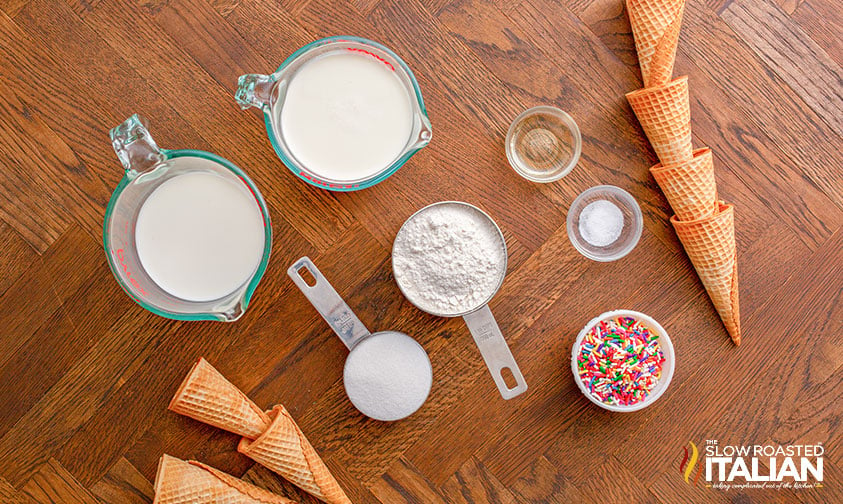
153;454;295;504
238;405;351;504
672;202;741;344
627;0;685;87
169;358;271;439
626;76;693;166
651;147;717;221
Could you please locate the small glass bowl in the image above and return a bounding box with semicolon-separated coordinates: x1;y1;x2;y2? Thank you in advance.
505;106;581;182
566;185;642;262
571;310;675;413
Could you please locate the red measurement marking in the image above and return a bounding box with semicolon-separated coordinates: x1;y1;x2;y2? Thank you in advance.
346;47;395;71
116;248;148;297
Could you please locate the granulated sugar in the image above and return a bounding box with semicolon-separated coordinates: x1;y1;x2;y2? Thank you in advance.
579;200;624;247
343;331;432;421
392;203;506;315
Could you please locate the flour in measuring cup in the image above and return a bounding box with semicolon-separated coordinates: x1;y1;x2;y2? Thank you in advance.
393;204;506;315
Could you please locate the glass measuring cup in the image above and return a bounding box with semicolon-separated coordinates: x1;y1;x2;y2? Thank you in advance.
235;36;432;191
104;114;272;322
392;202;528;400
288;257;433;421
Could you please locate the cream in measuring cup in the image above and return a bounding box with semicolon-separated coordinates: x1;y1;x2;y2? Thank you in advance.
105;114;272;321
236;36;432;191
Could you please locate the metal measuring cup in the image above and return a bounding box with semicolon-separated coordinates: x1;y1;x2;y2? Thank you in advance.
392;202;528;400
288;257;433;421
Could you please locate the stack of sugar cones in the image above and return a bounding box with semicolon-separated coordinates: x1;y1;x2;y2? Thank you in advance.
168;358;352;504
153;454;294;503
625;0;741;344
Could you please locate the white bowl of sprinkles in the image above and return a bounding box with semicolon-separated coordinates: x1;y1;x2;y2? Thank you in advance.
571;309;675;412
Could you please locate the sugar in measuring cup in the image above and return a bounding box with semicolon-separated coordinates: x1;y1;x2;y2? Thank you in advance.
392;202;528;399
288;257;432;421
236;36;432;191
104;114;272;321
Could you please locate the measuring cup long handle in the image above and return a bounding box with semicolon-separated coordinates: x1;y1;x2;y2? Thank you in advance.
463;305;528;400
287;257;370;351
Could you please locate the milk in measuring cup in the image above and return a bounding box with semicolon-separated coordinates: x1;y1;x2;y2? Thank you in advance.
276;51;413;182
134;167;265;302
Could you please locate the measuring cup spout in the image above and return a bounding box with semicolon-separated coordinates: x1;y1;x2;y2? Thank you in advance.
235;73;276;111
110;114;166;178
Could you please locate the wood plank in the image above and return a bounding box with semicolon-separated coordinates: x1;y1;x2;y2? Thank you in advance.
369;456;446;504
0;225;100;371
21;458;100;504
614;229;843;485
0;0;28;17
0;79;72;252
207;0;241;17
574;456;655;504
62;0;102;16
155;0;269;90
440;457;524;504
674;49;843;250
648;469;727;504
0;308;79;438
89;458;153;504
721;0;843;135
0;221;37;297
509;456;585;503
791;0;843;67
0;311;177;486
0;476;35;504
54;320;243;485
0;1;204;192
241;463;323;504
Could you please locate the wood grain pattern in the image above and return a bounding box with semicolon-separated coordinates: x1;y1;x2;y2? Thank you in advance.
0;0;840;502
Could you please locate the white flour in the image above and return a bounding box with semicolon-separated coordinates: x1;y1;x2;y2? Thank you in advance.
392;203;506;315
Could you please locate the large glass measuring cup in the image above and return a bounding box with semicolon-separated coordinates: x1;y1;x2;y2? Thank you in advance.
104;114;272;322
235;36;432;191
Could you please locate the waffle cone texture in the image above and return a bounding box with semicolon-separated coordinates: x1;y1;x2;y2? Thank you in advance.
672;202;741;345
627;0;685;87
239;405;351;504
169;359;351;504
153;454;294;504
651;147;717;221
169;358;271;439
627;75;693;166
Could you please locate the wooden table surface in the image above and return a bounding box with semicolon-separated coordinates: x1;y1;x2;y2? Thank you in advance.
1;0;841;502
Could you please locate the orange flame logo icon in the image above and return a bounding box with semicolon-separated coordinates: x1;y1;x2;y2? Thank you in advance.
679;441;703;486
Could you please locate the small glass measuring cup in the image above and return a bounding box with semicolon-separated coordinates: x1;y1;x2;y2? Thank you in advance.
104;114;272;322
392;202;528;400
235;36;432;191
288;257;433;421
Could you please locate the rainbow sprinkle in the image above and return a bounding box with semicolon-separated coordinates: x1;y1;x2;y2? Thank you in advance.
576;316;665;407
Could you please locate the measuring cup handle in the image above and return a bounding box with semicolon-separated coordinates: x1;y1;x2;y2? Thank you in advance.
287;257;370;351
109;114;166;177
235;73;275;111
463;305;527;400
